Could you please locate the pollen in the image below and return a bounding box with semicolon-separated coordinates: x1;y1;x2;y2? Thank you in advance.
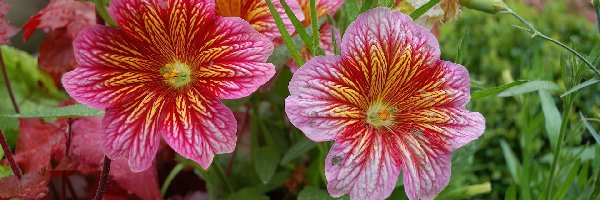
366;102;397;128
160;61;192;88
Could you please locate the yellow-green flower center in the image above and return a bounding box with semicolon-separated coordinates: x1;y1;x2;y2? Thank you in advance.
160;61;192;88
366;102;397;128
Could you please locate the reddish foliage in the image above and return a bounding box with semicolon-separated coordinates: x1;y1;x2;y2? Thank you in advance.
2;116;160;199
0;170;51;199
21;0;95;84
0;0;17;44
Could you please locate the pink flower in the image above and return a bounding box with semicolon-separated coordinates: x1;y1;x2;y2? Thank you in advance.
62;0;275;172
285;8;485;200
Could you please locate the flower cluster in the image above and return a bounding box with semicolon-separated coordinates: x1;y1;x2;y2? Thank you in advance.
60;0;485;199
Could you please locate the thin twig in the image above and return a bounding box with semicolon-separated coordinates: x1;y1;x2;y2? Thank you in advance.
0;50;20;113
94;156;111;200
501;9;600;77
0;129;21;179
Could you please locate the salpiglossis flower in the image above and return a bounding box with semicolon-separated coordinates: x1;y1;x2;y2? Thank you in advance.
62;0;275;172
285;8;485;200
215;0;305;40
0;0;17;44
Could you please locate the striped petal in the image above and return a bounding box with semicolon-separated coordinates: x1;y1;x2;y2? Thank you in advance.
102;89;166;172
194;16;275;99
65;25;166;109
160;88;237;169
215;0;305;40
325;128;401;200
109;0;215;60
286;56;365;141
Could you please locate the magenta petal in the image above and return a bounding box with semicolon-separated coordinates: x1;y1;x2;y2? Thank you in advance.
160;88;237;169
285;56;364;142
325;129;401;200
196;16;275;99
102;90;165;172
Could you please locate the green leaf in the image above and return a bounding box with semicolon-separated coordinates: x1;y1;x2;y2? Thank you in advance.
1;45;67;145
554;160;581;200
539;90;561;150
580;112;600;147
409;0;441;20
280;0;314;52
265;0;305;66
227;188;269;200
94;0;118;27
471;80;528;100
560;78;599;97
253;145;281;184
359;0;378;14
497;80;560;97
280;136;316;164
298;185;342;200
455;31;470;65
343;0;360;22
500;139;521;181
504;185;517;200
2;104;104;118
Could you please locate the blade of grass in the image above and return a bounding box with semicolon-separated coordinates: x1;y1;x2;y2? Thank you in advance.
410;0;441;20
309;0;325;56
266;0;305;66
279;0;314;52
580;112;600;146
560;78;599;97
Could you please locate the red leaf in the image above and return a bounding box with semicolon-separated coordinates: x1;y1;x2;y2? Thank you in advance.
22;0;95;39
0;170;51;199
15;118;67;173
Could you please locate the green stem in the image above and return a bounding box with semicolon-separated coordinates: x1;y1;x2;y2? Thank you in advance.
265;0;305;66
594;0;600;33
501;9;600;77
309;0;324;56
544;94;575;199
213;157;234;193
93;0;118;27
161;163;185;196
315;143;328;186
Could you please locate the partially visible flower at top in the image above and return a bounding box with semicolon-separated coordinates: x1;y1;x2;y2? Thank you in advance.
297;0;343;26
62;0;275;172
287;23;340;72
21;0;95;84
285;8;485;200
0;0;17;44
215;0;305;41
395;0;461;28
287;0;343;71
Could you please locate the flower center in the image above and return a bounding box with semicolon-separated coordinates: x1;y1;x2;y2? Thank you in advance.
160;61;192;88
366;102;397;128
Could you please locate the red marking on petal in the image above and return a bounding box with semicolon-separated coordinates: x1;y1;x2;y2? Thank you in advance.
159;88;237;169
102;90;166;172
22;14;41;41
325;128;401;200
194;17;275;99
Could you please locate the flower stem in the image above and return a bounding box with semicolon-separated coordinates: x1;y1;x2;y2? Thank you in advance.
213;156;234;193
544;94;575;199
94;156;111;200
500;8;600;77
0;129;21;179
594;0;600;33
160;163;185;196
0;49;20;113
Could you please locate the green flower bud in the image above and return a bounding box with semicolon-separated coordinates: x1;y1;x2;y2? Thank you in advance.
460;0;509;14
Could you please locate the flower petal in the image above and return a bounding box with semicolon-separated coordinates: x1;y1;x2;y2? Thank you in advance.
286;56;365;141
109;0;215;59
194;16;275;99
160;88;237;169
62;67;162;110
298;0;343;21
102;90;166;172
215;0;305;40
325;128;401;200
392;129;452;200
